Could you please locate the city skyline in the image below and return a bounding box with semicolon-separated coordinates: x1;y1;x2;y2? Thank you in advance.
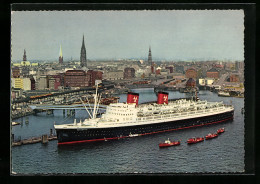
11;10;244;61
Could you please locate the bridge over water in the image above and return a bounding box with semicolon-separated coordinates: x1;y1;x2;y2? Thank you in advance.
29;103;107;110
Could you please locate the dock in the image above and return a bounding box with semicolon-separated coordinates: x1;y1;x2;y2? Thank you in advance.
12;135;57;147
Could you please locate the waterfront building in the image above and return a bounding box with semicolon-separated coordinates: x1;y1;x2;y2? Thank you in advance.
59;45;63;64
135;69;146;78
225;62;236;71
80;35;87;68
229;74;240;82
206;78;215;85
36;76;48;90
22;78;32;91
31;63;39;67
151;65;155;74
199;78;215;86
11;88;23;100
47;75;62;90
29;70;37;75
47;76;55;90
186;78;196;88
175;65;185;73
213;64;224;69
54;76;62;90
166;66;174;73
11;78;23;89
21;66;30;77
206;68;220;78
11;76;35;90
160;69;169;76
156;67;161;75
87;70;103;86
103;70;124;80
172;73;185;79
64;70;89;87
12;67;20;78
30;76;35;90
199;78;206;86
185;68;197;78
124;68;135;79
235;61;244;71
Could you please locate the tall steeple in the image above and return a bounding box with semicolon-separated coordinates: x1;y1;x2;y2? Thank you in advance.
23;49;27;61
80;35;87;67
59;45;63;64
148;46;153;73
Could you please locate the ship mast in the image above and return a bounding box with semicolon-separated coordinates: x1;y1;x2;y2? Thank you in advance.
92;81;101;119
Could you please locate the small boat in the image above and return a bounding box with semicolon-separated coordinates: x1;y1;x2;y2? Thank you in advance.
205;133;218;140
12;122;21;126
187;137;204;144
159;138;180;148
129;133;140;137
217;128;225;134
218;91;230;97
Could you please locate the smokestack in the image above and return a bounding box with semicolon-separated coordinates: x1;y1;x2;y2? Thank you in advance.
157;92;168;104
127;92;139;105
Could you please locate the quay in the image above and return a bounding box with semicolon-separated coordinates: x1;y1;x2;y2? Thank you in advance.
12;134;57;147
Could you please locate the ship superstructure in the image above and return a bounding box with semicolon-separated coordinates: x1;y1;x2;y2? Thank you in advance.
54;85;234;145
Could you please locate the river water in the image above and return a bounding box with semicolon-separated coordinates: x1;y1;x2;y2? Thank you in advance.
11;89;244;174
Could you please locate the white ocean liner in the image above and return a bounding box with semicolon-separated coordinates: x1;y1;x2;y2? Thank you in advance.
54;84;234;145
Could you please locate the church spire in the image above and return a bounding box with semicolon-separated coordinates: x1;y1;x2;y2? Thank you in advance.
59;44;63;64
148;46;153;74
82;35;85;47
148;46;152;62
80;34;87;67
59;45;63;58
23;49;27;61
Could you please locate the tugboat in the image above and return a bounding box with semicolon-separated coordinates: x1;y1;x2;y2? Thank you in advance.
217;128;225;134
187;137;204;144
205;133;218;140
159;138;180;148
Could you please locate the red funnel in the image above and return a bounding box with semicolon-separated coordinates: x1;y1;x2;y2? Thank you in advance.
127;92;139;105
157;92;168;104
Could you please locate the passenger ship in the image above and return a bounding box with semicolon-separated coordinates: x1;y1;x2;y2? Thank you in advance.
54;85;234;145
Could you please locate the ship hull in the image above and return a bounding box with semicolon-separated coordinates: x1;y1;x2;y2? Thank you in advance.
56;110;234;145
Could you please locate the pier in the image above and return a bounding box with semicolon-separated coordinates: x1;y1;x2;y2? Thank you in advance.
12;134;57;147
12;129;57;147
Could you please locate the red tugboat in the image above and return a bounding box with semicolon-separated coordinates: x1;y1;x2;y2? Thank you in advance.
205;133;218;140
159;138;181;148
217;128;225;134
187;137;204;144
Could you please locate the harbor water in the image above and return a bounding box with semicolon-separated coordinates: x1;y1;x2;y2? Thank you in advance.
11;90;244;174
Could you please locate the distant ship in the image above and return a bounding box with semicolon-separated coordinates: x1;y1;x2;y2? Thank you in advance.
54;84;234;145
218;91;231;97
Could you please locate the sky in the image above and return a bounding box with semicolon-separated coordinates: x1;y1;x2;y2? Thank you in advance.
11;10;244;61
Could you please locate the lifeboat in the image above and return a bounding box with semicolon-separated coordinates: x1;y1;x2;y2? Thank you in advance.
205;133;218;140
187;137;204;144
159;138;180;148
217;128;225;134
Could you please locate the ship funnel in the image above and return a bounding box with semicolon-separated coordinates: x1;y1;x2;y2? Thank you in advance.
127;92;139;105
157;92;168;104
